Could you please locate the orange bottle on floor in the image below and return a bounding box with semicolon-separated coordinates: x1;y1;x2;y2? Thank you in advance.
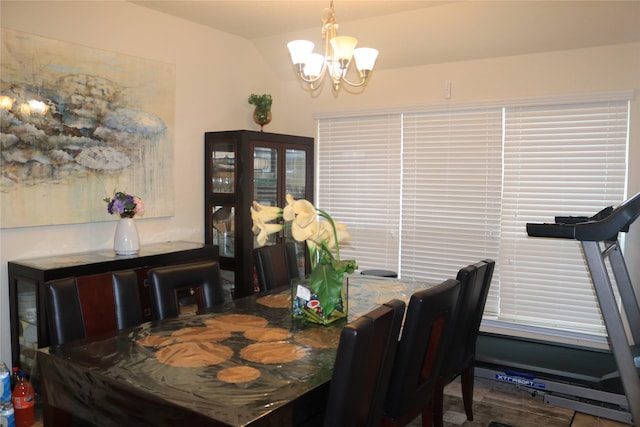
11;372;34;427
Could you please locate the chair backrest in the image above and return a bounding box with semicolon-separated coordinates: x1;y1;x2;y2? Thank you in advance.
440;259;495;380
472;259;495;340
383;279;462;423
253;243;300;292
112;269;143;330
45;277;87;346
147;260;224;320
324;299;406;427
284;242;301;279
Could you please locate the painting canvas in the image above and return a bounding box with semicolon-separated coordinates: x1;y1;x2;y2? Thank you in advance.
0;28;175;228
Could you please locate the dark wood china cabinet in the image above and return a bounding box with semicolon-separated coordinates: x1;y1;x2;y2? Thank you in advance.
204;130;314;298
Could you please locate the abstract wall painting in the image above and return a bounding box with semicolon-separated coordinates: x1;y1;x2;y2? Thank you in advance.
0;28;175;228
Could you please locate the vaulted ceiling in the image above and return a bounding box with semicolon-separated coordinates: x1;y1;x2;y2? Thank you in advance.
131;1;640;80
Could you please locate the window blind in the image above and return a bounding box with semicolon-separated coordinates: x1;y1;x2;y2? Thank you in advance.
317;114;402;272
401;109;503;316
316;94;630;340
499;101;629;335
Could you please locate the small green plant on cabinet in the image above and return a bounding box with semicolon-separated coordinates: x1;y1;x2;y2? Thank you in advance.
248;94;273;130
248;93;272;112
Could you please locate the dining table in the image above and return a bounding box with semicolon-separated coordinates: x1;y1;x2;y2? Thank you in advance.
35;274;429;427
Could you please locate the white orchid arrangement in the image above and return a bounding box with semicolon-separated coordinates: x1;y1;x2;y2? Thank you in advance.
251;194;357;321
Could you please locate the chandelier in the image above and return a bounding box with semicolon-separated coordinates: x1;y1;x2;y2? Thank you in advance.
286;1;379;93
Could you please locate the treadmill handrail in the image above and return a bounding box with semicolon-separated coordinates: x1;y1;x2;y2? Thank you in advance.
526;192;640;242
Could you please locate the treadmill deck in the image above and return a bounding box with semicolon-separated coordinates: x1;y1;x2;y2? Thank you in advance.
475;332;639;424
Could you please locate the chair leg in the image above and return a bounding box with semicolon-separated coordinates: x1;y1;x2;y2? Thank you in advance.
421;401;434;427
432;380;445;427
461;365;475;421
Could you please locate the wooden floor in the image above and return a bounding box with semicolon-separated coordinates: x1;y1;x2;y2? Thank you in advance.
410;377;633;427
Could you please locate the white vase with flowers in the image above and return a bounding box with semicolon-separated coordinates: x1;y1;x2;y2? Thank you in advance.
104;191;145;255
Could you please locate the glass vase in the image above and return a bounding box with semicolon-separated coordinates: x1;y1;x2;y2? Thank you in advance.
291;265;348;325
253;107;272;132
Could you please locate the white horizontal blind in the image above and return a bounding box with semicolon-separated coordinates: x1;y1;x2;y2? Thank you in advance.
316;94;630;340
402;109;503;314
500;101;629;335
317;115;402;272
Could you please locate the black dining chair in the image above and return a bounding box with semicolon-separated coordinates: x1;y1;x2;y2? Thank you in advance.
433;259;495;427
46;272;146;344
323;298;406;427
112;269;143;330
147;260;225;320
43;277;99;427
45;277;87;346
254;242;300;292
381;278;462;427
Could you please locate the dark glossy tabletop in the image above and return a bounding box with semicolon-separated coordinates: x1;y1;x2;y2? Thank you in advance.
36;275;426;427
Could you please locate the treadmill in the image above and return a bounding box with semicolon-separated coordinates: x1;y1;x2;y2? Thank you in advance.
475;192;640;425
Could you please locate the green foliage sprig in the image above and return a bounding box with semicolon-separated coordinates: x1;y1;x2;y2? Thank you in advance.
248;94;272;111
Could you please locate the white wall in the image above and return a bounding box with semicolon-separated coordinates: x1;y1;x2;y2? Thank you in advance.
1;1;638;366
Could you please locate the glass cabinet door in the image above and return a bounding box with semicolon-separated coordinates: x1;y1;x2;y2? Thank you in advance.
211;143;235;194
252;147;278;247
253;147;278;206
16;280;37;370
284;148;309;276
285;148;308;200
212;205;235;257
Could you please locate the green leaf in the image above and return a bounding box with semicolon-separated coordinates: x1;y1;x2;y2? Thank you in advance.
330;258;358;275
307;260;355;318
308;263;344;318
